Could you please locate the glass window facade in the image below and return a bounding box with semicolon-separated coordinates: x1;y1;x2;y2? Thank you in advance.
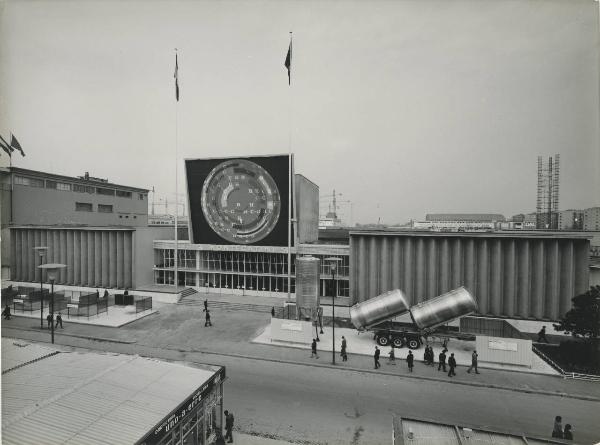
154;247;349;297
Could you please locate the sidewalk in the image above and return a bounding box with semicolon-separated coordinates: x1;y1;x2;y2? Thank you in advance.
253;324;558;375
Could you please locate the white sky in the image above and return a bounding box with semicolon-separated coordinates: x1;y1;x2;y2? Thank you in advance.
1;0;598;224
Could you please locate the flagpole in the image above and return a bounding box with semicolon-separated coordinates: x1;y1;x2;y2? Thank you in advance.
174;49;179;292
287;32;292;304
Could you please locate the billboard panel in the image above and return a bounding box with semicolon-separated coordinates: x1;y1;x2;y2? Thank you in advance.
185;155;291;246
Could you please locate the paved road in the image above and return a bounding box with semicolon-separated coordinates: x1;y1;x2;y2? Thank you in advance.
4;325;600;444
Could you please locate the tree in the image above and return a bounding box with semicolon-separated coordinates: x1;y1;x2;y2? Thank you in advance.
554;285;600;340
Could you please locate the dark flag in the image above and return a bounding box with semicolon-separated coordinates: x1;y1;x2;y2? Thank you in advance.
0;134;12;157
284;35;292;85
174;53;179;101
10;134;25;157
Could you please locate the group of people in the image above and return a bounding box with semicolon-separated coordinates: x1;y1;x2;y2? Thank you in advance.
46;312;63;329
552;415;574;440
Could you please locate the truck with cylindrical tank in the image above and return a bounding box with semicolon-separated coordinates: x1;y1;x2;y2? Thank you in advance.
350;287;477;349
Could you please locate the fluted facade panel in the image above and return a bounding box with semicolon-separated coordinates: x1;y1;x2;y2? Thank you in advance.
10;228;134;289
350;232;590;320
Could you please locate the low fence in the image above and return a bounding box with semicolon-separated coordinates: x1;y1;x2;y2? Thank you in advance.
135;297;152;314
532;345;600;382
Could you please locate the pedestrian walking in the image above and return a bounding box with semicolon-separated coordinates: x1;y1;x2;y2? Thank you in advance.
467;350;480;374
271;306;275;317
428;346;435;366
374;346;381;369
438;349;447;372
224;410;234;443
447;352;457;377
341;336;348;361
551;416;563;438
537;326;549;343
311;338;319;358
407;350;414;372
2;304;11;320
47;313;53;329
103;289;109;298
563;424;573;440
205;310;212;327
55;313;63;329
203;299;208;312
388;345;396;364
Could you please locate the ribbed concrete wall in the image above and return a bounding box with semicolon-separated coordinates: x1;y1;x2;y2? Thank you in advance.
10;227;134;289
350;232;590;320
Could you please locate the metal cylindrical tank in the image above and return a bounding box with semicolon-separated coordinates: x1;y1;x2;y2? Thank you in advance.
409;287;478;331
295;256;320;319
350;289;410;330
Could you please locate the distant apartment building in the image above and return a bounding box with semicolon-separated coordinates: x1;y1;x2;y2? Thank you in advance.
413;213;505;232
522;213;537;229
558;209;584;230
584;207;600;231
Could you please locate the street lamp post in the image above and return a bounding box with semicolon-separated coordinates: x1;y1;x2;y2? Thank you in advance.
33;247;48;329
325;257;342;365
38;263;66;344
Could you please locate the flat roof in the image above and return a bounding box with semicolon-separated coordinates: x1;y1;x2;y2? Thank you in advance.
9;225;137;231
2;339;221;445
8;167;149;193
394;416;569;445
349;228;593;240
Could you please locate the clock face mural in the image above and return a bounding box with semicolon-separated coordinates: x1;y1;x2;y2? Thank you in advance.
186;155;291;246
201;159;281;244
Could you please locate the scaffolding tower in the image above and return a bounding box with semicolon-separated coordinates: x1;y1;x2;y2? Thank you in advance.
536;154;560;229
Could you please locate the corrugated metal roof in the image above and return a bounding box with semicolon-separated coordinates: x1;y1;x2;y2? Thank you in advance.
402;419;460;445
2;340;219;445
1;338;57;372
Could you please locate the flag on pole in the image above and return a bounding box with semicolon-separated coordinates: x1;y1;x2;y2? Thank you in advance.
284;35;292;85
10;134;25;157
174;53;180;101
0;134;12;157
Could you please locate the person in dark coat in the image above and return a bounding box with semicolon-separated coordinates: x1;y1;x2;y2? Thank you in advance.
563;424;573;440
407;350;414;372
438;349;447;372
271;306;275;317
467;350;480;374
2;304;11;320
341;336;347;361
55;312;63;329
429;346;435;366
203;299;208;312
552;416;563;438
205;310;212;327
537;326;549;343
374;346;381;369
447;352;457;377
103;289;109;298
47;313;53;329
311;339;319;358
224;410;234;443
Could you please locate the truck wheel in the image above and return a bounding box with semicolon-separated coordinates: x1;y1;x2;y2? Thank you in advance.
392;337;404;348
377;336;389;346
407;338;420;349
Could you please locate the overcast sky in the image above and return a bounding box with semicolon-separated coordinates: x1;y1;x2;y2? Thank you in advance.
1;0;598;224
